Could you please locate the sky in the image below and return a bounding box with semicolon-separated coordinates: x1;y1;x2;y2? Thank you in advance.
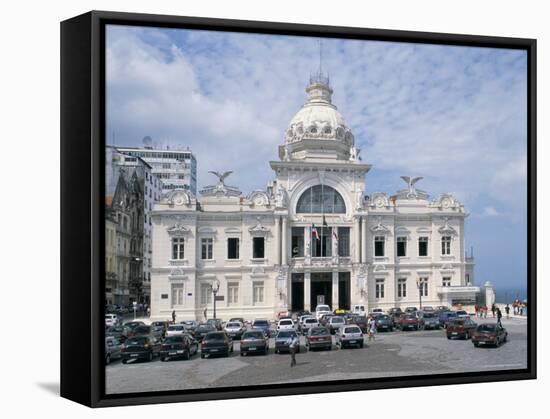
105;24;528;294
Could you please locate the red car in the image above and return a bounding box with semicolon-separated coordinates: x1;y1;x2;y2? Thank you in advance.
446;318;477;340
471;324;508;347
398;314;420;331
305;326;332;351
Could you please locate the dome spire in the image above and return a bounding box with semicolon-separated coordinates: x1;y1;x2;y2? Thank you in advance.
307;40;333;104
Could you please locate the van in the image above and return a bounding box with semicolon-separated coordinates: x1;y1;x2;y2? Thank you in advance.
315;304;332;320
351;305;366;316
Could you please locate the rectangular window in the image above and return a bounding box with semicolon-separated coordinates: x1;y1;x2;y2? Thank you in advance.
397;237;407;257
172;237;184;260
418;236;428;256
227;282;239;306
419;277;429;297
201;238;213;260
252;237;265;259
291;227;304;257
253;282;264;305
441;236;451;255
227;238;240;259
442;277;451;287
200;283;212;305
397;278;407;298
374;236;385;257
312;227;332;257
375;279;385;299
171;284;184;307
465;273;470;284
338;227;350;257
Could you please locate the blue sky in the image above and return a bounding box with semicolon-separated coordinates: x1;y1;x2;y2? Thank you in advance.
106;25;528;293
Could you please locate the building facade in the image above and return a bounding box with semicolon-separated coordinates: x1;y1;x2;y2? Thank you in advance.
150;74;478;321
118;137;197;195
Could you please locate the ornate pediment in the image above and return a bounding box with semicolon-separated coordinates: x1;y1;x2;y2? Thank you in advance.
247;190;270;207
370;217;391;234
167;220;191;237
433;193;461;210
248;216;270;235
367;192;391;209
438;217;458;236
164;190;193;207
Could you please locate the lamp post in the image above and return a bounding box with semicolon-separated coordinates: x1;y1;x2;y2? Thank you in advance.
212;279;220;320
416;278;423;310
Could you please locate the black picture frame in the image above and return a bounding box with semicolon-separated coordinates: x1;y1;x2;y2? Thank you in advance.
61;10;537;408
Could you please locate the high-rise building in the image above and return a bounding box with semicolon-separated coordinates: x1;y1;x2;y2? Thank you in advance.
117;137;197;195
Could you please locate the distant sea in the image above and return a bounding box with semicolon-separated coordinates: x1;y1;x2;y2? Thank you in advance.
494;287;528;304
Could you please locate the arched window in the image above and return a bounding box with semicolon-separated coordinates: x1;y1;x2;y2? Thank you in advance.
296;185;346;214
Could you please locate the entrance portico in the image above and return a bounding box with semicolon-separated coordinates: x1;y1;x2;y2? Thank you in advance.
290;270;351;312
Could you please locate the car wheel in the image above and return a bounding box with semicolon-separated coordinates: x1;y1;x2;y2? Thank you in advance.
106;354;111;365
226;349;230;357
474;342;479;347
122;359;127;364
148;352;153;362
389;327;393;332
360;342;364;349
201;353;205;359
184;350;190;361
447;335;451;340
504;334;508;343
160;357;166;362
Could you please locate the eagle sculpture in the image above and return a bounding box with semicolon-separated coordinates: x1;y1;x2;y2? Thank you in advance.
400;176;423;198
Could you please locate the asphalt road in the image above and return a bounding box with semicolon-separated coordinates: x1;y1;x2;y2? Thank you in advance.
105;317;527;394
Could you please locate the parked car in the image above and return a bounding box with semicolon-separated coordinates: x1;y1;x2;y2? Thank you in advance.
315;304;332;321
336;325;364;348
200;331;234;358
328;316;346;335
160;334;198;361
305;326;332;351
351;315;368;333
398;314;420;331
151;321;169;337
124;321;145;331
446;318;478;339
224;321;247;340
128;325;153;338
274;330;300;354
105;313;121;327
351;304;366;316
181;320;199;333
422;306;435;312
370;308;384;315
374;314;394;332
455;310;470;319
439;311;458;328
105;325;128;343
319;314;334;327
105;336;122;364
165;324;187;337
229;317;246;325
435;305;450;313
251;319;271;337
421;312;440;330
471;324;508;347
404;307;418;313
193;324;216;341
277;318;296;332
300;317;319;334
121;335;161;363
240;330;269;356
206;318;223;331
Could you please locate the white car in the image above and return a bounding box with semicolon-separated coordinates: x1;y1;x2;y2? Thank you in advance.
315;304;332;321
300;317;319;334
165;324;187;337
105;314;121;327
336;325;364;349
223;321;246;339
277;318;296;331
351;304;366;316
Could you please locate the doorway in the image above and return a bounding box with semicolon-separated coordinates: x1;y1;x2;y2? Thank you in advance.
338;272;351;310
291;273;304;311
311;272;332;311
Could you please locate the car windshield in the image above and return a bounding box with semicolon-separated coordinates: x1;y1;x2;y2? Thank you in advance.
182;321;195;325
197;326;213;332
378;315;390;320
168;325;184;331
152;322;164;326
106;326;123;333
134;326;150;333
310;328;329;336
450;320;465;326
126;337;148;345
423;313;435;318
243;332;264;339
280;320;293;325
163;336;184;343
457;311;467;315
404;316;416;320
477;324;497;332
204;332;226;341
277;331;296;338
344;327;361;334
331;317;344;323
316;305;330;312
305;319;317;324
253;320;268;326
226;322;242;328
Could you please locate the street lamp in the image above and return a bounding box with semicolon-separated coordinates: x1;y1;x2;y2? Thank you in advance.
416;278;423;310
212;279;220;320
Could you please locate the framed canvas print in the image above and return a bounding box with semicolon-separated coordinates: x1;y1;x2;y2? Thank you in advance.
60;10;536;407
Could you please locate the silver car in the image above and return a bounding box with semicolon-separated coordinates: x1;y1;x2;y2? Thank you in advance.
165;324;187;337
336;325;364;349
223;321;246;339
105;336;122;364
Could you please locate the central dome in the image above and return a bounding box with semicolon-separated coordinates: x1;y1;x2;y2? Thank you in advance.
284;74;355;149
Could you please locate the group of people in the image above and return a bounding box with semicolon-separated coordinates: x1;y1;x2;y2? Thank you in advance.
474;304;489;318
512;299;527;316
475;304;504;325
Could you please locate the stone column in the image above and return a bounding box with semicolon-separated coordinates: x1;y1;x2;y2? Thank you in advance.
305;225;311;264
304;271;311;311
275;216;281;265
353;217;360;263
281;217;288;266
361;216;367;263
332;270;339;310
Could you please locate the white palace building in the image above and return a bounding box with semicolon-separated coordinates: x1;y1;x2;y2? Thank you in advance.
150;74;478;321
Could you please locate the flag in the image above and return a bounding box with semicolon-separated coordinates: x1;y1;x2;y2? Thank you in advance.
311;224;320;241
332;227;339;242
322;215;328;227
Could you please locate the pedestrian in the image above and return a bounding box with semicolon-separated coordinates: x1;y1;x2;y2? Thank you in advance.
287;333;299;367
483;305;488;318
505;304;510;319
491;303;496;318
368;316;377;341
474;304;479;318
496;308;503;326
171;310;176;324
203;307;208;321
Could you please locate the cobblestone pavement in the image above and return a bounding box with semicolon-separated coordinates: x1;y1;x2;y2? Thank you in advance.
105;317;527;394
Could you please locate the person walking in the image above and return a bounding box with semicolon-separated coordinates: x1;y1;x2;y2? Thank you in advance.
203;307;208;321
287;333;300;367
474;304;479;318
368;316;377;342
505;304;510;319
491;303;496;318
171;310;176;324
483;305;488;318
496;307;503;326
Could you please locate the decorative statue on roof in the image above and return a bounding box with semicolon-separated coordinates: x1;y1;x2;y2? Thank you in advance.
400;176;424;199
275;183;288;208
